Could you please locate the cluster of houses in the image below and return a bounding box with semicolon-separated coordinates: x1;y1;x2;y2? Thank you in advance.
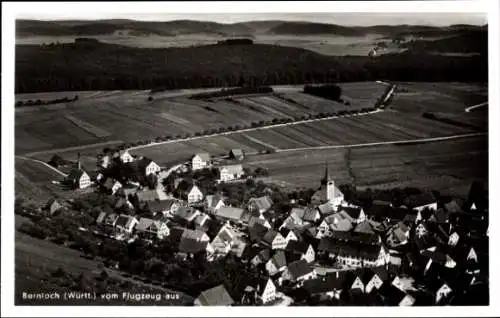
45;147;488;306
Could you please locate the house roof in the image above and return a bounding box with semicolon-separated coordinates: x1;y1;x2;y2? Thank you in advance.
96;211;107;224
102;178;116;190
318;238;382;261
205;194;224;208
229;149;244;157
286;259;313;280
180;228;208;241
249;223;271;243
248;196;273;212
339;206;363;220
148;199;179;212
330;218;353;232
290;207;306;219
136;157;156;171
45;199;63;213
196;284;234;306
215;207;245;221
303;208;319;222
317;203;335;215
312;186;343;202
194;152;211;162
303;273;345;294
444;199;464;214
136;190;160;202
328;230;380;246
114;214;137;229
248;216;269;228
66;168;87;181
367;204;416;221
219;164;244;175
179;237;209;254
270;250;287;269
354;221;375;234
285;240;309;255
262;230;282;245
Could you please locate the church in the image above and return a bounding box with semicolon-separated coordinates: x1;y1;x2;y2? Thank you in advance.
311;163;344;208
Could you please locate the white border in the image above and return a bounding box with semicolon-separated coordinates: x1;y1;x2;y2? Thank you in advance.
2;1;498;317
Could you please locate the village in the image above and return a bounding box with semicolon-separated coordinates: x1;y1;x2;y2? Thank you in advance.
16;145;489;307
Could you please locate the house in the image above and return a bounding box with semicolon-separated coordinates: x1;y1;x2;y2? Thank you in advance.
102;212;119;227
136;158;161;176
215;207;245;223
280;228;299;243
99;154;112;168
385;222;410;248
337;206;366;224
205;194;225;214
435;283;453;304
366;204;417;223
265;250;287;276
102;178;122;195
119;183;139;198
148;199;182;216
251;249;272;267
136;189;161;203
248;196;273;214
194;213;211;229
229;149;245;161
119;150;135;163
363;267;389;294
354;220;375;235
303;272;344;300
318;238;388;268
114;214;139;233
311;178;344;207
173;207;201;224
187;185;204;204
192;153;212;171
380;285;415;306
249;216;272;229
403;192;438;212
282;259;316;284
317;202;335;216
448;231;460;247
249;223;271;245
218;164;245;182
262;230;287;250
194;284;234;306
44;199;63;215
135;218;170;239
285;241;315;263
317;213;353;239
66;168;91;189
211;224;237;257
254;278;278;305
302;208;321;223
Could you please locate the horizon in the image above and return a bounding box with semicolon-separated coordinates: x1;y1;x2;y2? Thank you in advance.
16;12;487;27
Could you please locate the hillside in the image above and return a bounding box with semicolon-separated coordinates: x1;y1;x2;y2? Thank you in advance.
400;30;488;54
15;41;487;93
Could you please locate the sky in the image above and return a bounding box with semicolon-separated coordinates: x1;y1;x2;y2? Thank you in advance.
16;12;487;27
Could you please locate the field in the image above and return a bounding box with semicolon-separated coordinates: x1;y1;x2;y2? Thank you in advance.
244;135;488;198
15;83;387;155
15;229;192;305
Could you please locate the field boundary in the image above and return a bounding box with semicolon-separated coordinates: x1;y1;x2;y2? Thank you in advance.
16;156;68;177
274;132;487;153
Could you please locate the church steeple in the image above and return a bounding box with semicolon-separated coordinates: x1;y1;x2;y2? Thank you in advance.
321;161;329;186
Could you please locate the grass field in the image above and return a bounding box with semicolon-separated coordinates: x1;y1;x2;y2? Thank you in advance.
15;83;389;155
244;135;487;198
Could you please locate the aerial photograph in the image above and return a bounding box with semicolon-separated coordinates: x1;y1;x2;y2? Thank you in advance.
12;7;489;308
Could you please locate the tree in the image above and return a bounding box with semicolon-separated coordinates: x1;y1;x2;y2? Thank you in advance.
148;96;153;101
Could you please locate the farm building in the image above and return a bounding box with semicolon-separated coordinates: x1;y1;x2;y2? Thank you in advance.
218;164;244;182
119;150;135;163
66;168;91;189
229;149;245;161
192;153;212;171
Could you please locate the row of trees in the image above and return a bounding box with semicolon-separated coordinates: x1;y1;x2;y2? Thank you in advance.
189;86;273;100
15;95;78;107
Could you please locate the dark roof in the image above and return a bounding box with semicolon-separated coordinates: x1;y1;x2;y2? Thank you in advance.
270;250;287;269
196;284;234;306
136;190;160;202
148;199;179;212
285;240;309;255
248;196;273;212
249;223;269;243
328;230;380;246
262;230;281;246
66;168;86;181
338;206;363;220
303;208;319;222
102;178;115;190
229;149;244;157
403;192;436;208
136;157;155;171
366;204;416;221
318;238;382;261
302;273;345;294
178;237;208;254
286;259;313;280
380;284;409;306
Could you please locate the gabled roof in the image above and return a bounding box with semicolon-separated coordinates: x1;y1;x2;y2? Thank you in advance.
66;168;87;181
303;208;319;222
148;199;180;212
248;216;270;228
179;237;209;254
338;206;363;220
317;202;335;216
205;194;224;208
248;196;273;212
196;284;234;306
219;164;244;174
114;214;137;229
249;223;270;243
286;259;313;280
270;250;287;269
367;204;416;221
318;238;382;261
262;230;282;246
45;198;63;214
229;149;244;157
193;152;211;161
215;207;245;221
136;157;156;171
285;240;309;255
290;207;306;219
354;221;375;234
328;230;380;246
136;190;160;202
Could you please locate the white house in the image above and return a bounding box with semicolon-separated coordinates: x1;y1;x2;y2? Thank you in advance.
257;278;277;304
205;194;225;214
114;214;139;233
66;168;91;189
448;232;460;247
192;153;211;171
218;164;245;182
262;230;287;250
120;150;135;163
187;185;204;204
436;283;453;304
135;218;170;239
282;259;317;284
99;155;112;168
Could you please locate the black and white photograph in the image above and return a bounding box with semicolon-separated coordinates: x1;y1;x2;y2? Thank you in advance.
1;0;498;316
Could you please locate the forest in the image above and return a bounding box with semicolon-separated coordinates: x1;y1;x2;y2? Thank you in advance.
15;42;487;93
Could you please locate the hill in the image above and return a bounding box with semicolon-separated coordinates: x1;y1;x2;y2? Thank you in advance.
400;30;488;54
15;41;487;93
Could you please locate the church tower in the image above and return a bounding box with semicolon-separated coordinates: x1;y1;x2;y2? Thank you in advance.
327;178;336;202
321;161;329;186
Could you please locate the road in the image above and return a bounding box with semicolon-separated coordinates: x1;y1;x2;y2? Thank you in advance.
465;101;488;113
16;155;68;177
275;132;487;153
23;140;124;158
